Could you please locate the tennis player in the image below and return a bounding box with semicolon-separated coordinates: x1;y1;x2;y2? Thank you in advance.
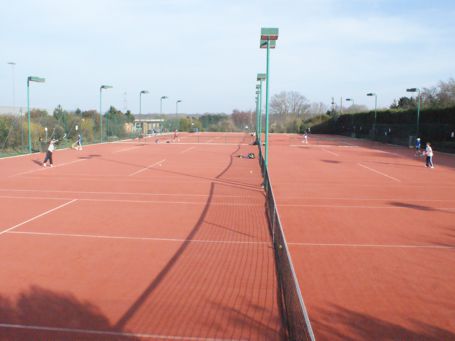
43;139;58;167
72;134;82;150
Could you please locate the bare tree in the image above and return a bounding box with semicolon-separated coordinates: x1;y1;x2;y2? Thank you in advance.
270;91;310;118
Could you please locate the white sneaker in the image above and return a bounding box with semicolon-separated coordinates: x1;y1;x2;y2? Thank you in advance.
430;166;434;168
43;163;47;167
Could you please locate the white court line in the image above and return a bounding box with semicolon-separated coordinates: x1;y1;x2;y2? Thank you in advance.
128;159;166;176
112;145;144;153
0;323;244;341
278;203;455;210
321;148;339;157
0;188;257;199
358;163;401;182
287;242;455;250
8;231;270;245
10;158;87;178
0;195;262;206
180;146;196;154
289;144;358;148
0;199;77;236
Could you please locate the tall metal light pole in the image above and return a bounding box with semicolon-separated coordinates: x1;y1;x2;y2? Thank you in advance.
139;90;149;115
160;96;168;115
406;88;421;137
99;85;113;142
176;99;182;115
255;87;260;140
346;98;354;107
27;76;45;153
7;62;16;113
367;93;377;138
259;28;278;170
256;73;266;146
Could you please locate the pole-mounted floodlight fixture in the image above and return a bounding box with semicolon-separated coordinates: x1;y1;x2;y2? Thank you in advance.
406;87;421;136
139;90;149;115
27;76;46;153
176;99;182;115
160;95;168;115
367;93;378;138
259;27;279;170
99;85;113;142
346;98;354;106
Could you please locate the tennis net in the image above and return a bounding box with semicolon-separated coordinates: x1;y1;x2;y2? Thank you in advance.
257;145;316;341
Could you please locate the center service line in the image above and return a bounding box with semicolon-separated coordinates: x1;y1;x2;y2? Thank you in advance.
358;163;401;182
128;159;166;177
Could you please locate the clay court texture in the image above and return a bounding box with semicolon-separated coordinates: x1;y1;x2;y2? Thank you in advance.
1;132;454;340
267;133;455;340
0;132;284;340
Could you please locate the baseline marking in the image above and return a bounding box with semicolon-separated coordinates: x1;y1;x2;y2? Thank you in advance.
287;242;455;250
180;146;196;154
358;163;401;182
0;188;258;199
10;159;87;178
321;148;339;157
0;199;77;236
113;145;144;153
0;323;243;341
8;231;270;245
128;159;166;176
0;195;263;206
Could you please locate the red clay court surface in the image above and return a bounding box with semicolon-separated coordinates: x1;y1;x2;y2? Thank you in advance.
267;134;455;340
0;133;285;340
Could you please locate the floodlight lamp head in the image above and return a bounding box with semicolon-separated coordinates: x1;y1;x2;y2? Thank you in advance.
366;93;374;96
260;27;279;41
140;90;149;94
406;88;417;92
100;85;113;90
28;76;45;83
257;73;266;81
161;96;168;100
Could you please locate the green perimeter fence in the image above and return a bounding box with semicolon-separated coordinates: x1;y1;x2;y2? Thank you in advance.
0;112;137;157
257;144;316;341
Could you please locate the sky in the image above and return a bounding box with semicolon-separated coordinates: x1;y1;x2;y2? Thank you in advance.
1;0;454;115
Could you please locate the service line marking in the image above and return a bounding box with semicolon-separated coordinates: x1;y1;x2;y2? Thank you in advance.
0;188;258;199
0;195;263;206
321;148;339;157
0;199;77;236
10;159;87;178
0;323;244;341
112;145;144;153
180;146;196;154
287;242;455;250
358;163;401;182
128;159;166;176
8;231;270;246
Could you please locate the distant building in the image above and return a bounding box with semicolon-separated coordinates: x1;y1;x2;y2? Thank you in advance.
134;118;164;134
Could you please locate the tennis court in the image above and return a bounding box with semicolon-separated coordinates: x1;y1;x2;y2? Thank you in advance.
0;133;284;340
267;134;455;340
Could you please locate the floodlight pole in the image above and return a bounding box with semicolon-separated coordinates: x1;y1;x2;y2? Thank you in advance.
258;81;263;145
406;88;421;137
176;100;182;115
367;93;377;138
264;42;272;169
27;76;45;153
139;90;149;115
100;85;113;142
160;96;168;115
